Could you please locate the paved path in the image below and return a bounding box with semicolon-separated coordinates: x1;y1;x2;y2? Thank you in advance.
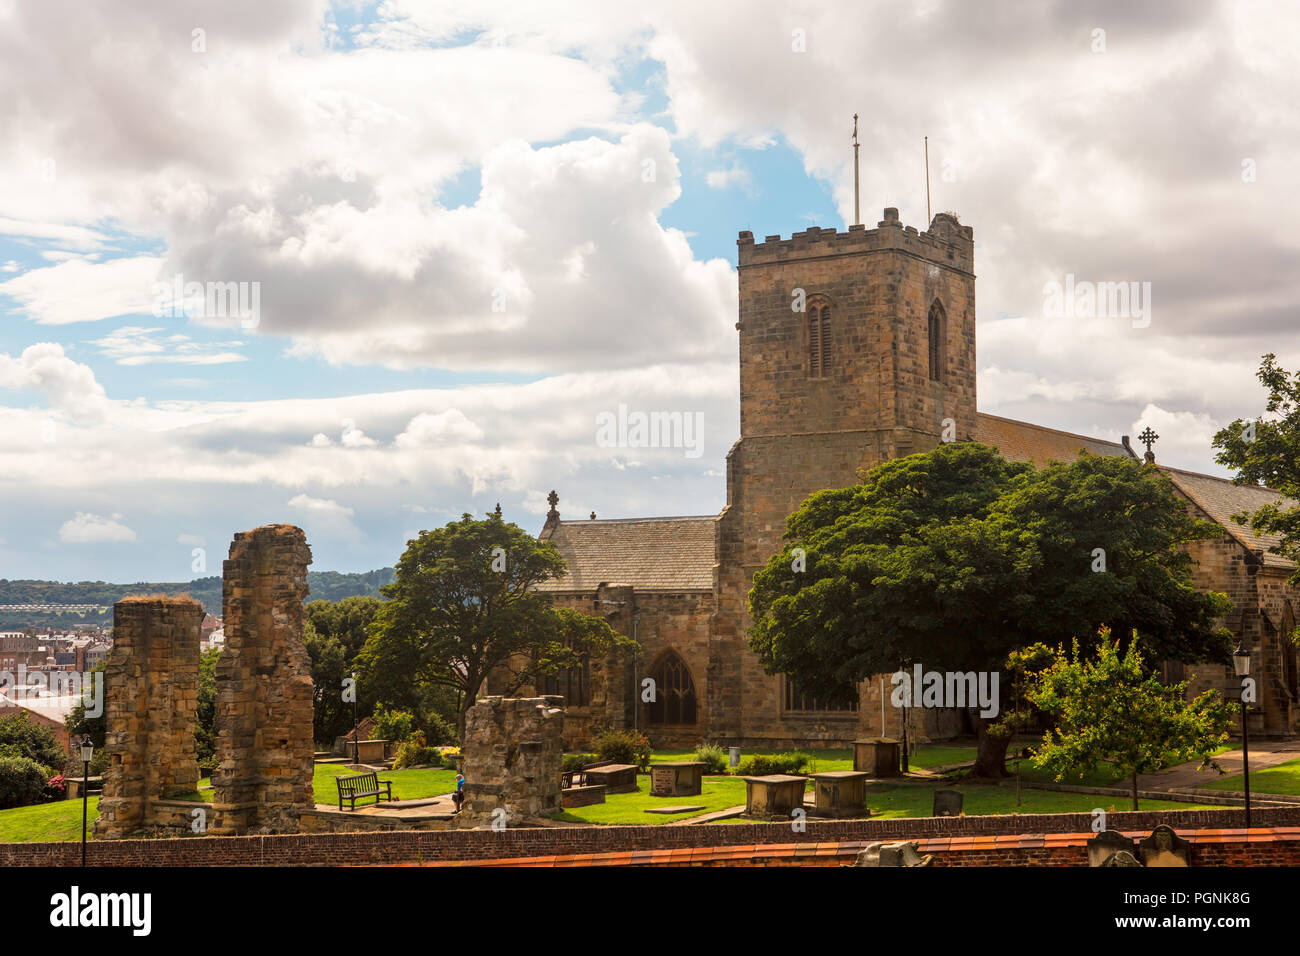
1136;740;1300;792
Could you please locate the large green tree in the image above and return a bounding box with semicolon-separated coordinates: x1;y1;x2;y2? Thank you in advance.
304;595;383;745
359;512;633;737
1213;353;1300;586
1026;629;1231;809
748;442;1233;777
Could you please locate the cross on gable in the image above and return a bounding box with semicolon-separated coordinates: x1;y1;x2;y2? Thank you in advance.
1138;427;1159;464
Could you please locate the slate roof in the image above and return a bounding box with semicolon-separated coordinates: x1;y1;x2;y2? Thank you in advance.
973;413;1134;466
1163;468;1296;569
537;516;717;592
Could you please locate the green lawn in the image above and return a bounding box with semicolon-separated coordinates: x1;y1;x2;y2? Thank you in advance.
1199;756;1300;795
0;796;100;843
553;772;1220;826
0;763;458;843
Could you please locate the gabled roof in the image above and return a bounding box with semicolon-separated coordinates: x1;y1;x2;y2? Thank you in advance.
1162;467;1296;570
973;413;1134;466
536;516;716;593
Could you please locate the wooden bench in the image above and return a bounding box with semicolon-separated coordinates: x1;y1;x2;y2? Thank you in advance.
335;771;394;811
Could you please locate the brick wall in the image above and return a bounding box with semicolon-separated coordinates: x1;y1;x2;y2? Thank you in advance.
8;805;1299;867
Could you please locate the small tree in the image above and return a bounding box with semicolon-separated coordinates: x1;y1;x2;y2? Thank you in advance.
1026;629;1231;810
360;511;635;738
2;711;66;772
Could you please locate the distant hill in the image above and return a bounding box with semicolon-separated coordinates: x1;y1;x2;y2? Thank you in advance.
0;568;395;627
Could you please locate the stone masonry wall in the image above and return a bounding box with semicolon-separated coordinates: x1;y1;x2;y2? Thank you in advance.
210;524;315;835
460;696;563;827
94;596;204;840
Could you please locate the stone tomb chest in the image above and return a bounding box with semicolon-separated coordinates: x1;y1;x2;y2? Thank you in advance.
743;774;808;817
651;761;706;797
584;763;640;794
853;738;900;778
810;770;870;818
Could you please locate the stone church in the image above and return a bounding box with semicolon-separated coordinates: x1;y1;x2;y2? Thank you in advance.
522;208;1299;749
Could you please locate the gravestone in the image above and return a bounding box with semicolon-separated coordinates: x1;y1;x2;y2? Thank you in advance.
1087;830;1137;867
1101;849;1142;867
811;770;870;818
742;774;808;816
651;761;705;797
853;738;901;777
853;841;933;867
1139;825;1191;867
932;789;963;817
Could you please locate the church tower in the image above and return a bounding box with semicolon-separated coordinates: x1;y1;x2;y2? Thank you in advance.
708;208;977;743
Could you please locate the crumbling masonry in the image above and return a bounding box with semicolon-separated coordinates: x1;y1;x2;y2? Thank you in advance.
460;696;564;827
210;524;316;834
94;597;204;840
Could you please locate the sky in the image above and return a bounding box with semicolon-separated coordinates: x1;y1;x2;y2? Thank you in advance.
0;0;1297;582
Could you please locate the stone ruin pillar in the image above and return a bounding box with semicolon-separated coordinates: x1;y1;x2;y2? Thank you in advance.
210;524;315;834
459;696;564;827
94;596;203;840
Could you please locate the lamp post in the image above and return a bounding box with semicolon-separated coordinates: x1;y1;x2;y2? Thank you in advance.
79;739;93;867
1233;642;1252;830
351;672;360;766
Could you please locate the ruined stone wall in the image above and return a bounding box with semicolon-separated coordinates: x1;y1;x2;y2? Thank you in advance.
210;524;315;835
460;696;563;827
94;597;203;840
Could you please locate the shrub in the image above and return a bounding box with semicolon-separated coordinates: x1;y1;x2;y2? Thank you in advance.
392;731;443;769
0;756;54;809
372;706;416;744
735;752;810;776
593;729;652;770
694;741;728;774
423;713;458;747
45;774;68;801
0;711;64;770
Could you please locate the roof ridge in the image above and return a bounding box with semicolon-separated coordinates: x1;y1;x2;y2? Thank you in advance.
556;515;718;525
1159;464;1285;496
976;412;1127;449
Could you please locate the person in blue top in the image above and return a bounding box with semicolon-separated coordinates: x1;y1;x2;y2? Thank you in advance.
452;772;465;813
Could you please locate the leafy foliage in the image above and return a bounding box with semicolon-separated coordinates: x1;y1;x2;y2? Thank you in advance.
360;512;632;735
592;728;652;770
1;711;65;772
0;756;51;809
734;751;809;776
1213;353;1300;587
1025;629;1232;808
747;442;1233;777
693;742;729;774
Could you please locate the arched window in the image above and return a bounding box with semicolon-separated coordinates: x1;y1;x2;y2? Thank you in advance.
927;300;945;382
808;302;831;378
647;651;697;725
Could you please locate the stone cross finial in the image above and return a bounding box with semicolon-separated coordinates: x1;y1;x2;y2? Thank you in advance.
1138;426;1159;464
493;502;502;518
546;490;559;520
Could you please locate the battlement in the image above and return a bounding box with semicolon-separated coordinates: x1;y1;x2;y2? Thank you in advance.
738;207;973;273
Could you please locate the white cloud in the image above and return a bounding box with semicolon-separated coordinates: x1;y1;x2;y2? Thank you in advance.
395;409;484;446
59;513;137;543
89;326;246;366
0;343;109;421
0;256;162;324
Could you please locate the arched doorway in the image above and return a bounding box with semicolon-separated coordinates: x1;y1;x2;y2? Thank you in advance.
647;651;697;726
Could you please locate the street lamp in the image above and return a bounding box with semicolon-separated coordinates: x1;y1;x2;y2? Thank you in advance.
79;739;94;867
1232;642;1252;830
